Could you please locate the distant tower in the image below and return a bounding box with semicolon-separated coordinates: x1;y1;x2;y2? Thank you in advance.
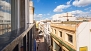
29;1;34;24
63;12;72;21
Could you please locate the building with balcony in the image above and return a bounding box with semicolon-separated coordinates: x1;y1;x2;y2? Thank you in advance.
50;21;91;51
36;20;52;51
42;20;51;47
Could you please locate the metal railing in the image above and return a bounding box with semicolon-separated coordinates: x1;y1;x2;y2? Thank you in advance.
0;24;35;51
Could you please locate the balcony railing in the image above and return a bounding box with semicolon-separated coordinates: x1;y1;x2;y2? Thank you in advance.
50;33;76;51
0;24;35;51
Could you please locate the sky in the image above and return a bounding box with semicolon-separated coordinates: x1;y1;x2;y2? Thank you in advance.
33;0;91;21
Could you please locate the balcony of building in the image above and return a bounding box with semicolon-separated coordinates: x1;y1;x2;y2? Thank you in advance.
0;0;37;51
0;24;35;51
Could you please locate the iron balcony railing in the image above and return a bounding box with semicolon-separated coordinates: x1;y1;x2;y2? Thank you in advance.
50;33;76;51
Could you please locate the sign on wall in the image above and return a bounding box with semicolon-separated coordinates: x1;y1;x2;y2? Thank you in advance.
79;46;87;51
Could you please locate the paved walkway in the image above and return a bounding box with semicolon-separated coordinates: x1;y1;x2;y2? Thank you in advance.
36;36;48;51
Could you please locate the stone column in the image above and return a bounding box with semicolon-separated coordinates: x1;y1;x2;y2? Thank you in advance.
29;1;34;25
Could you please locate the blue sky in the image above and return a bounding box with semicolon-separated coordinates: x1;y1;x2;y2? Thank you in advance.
33;0;91;20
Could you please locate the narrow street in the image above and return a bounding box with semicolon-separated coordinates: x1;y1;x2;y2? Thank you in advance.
36;34;48;51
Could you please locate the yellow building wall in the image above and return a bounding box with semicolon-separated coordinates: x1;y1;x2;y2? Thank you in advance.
51;26;76;51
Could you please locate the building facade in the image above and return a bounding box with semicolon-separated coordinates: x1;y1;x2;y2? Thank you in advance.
43;21;51;47
50;22;76;51
37;20;52;51
0;0;35;51
76;22;91;51
50;21;91;51
52;13;76;23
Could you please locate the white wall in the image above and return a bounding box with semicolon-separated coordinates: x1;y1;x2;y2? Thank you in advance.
59;17;76;21
76;22;91;51
43;22;51;46
52;13;76;21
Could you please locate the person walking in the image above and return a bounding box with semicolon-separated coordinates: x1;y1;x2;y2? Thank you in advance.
37;43;39;51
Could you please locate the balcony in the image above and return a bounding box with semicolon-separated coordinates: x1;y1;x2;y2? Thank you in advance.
50;33;76;51
0;24;35;51
0;0;37;51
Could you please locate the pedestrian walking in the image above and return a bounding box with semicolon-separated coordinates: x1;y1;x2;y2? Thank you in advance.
37;46;38;51
37;43;39;51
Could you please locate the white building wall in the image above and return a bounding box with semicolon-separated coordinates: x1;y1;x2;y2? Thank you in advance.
76;22;91;51
45;22;51;46
60;17;76;21
52;13;76;21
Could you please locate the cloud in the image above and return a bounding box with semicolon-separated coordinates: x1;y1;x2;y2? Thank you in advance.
69;10;91;17
84;8;89;10
44;14;46;16
84;7;91;10
34;13;52;20
45;18;49;20
67;0;72;5
52;14;61;18
34;14;43;18
70;10;89;15
38;14;43;17
53;1;71;12
0;0;11;11
90;10;91;12
53;5;71;12
73;0;91;7
34;14;43;20
51;10;91;20
51;14;61;20
47;13;50;15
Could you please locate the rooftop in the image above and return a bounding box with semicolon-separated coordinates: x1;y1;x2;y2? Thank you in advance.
51;21;85;32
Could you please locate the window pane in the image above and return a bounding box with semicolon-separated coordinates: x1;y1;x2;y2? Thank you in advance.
0;0;11;35
59;31;62;37
67;34;73;43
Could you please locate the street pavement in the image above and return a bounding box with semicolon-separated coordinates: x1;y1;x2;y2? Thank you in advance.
36;36;48;51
